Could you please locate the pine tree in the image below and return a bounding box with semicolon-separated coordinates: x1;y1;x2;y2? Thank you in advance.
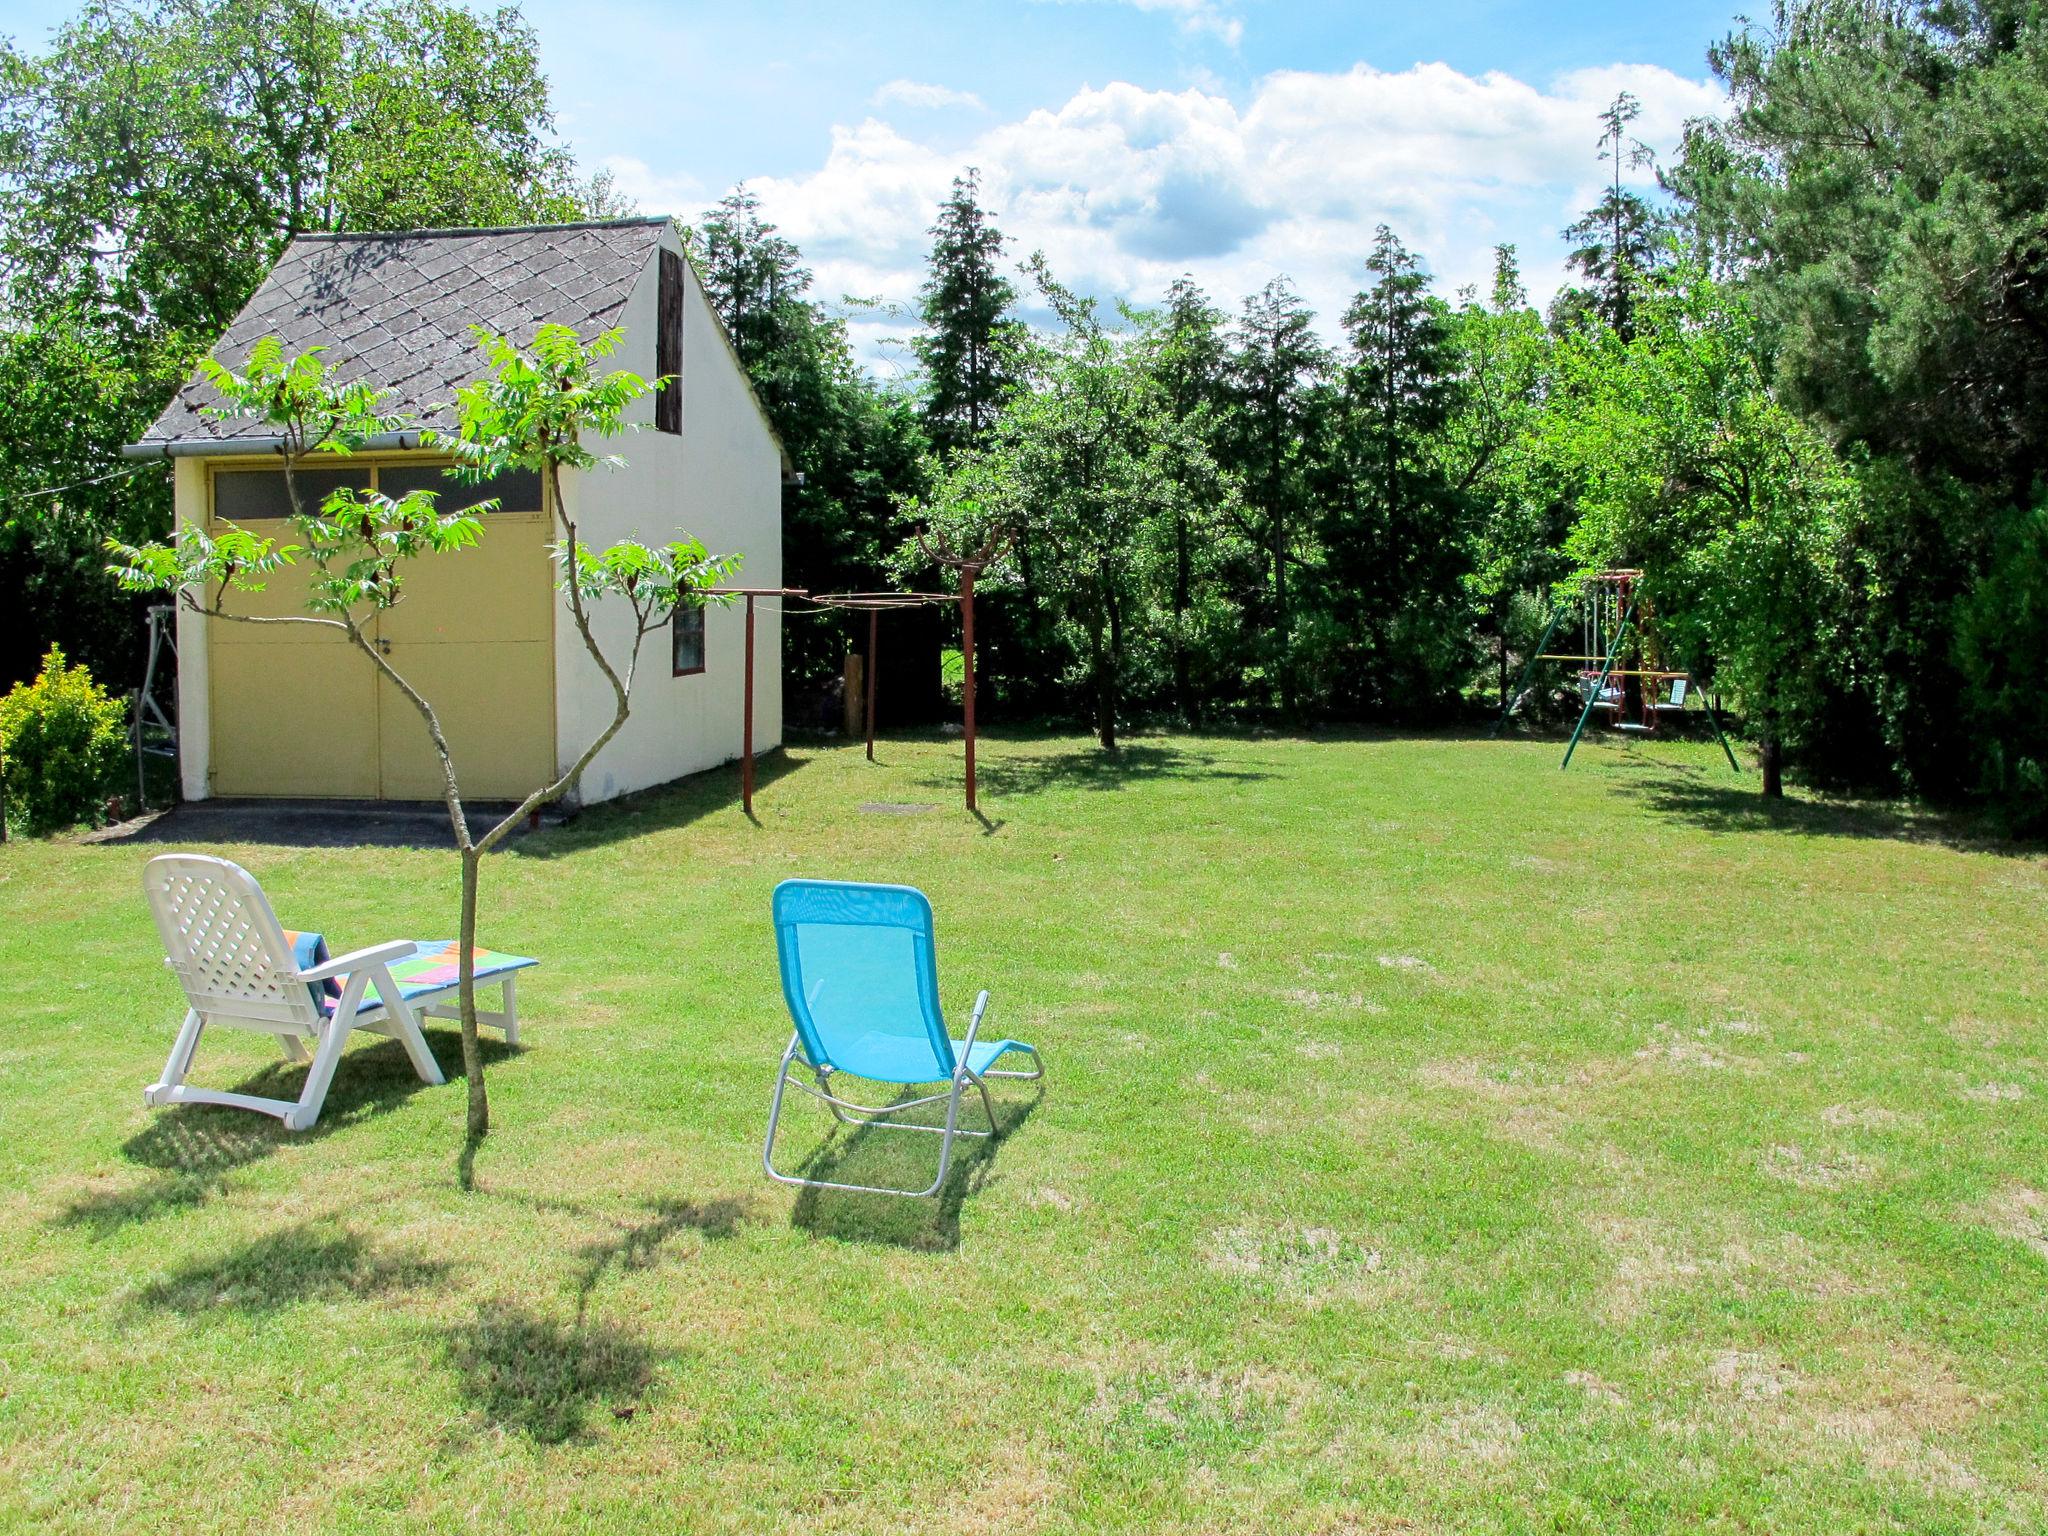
1325;227;1471;713
1150;277;1232;720
1221;278;1330;718
1561;93;1667;339
914;169;1024;454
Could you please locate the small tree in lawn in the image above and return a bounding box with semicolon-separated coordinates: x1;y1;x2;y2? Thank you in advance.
110;327;737;1141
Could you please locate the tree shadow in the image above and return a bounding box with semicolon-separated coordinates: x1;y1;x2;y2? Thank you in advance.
919;742;1273;799
1613;773;2036;855
55;1032;516;1238
443;1304;661;1445
133;1219;451;1316
786;1088;1041;1253
507;747;811;859
429;1193;751;1444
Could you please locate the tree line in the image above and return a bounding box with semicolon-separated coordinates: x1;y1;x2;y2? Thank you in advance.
5;0;2046;824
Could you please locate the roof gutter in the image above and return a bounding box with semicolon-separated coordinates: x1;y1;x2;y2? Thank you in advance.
122;430;435;461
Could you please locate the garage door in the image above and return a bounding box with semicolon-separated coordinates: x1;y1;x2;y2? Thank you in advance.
206;461;555;801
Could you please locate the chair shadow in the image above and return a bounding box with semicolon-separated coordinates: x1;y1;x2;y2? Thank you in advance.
133;1218;452;1316
787;1087;1042;1253
55;1032;517;1239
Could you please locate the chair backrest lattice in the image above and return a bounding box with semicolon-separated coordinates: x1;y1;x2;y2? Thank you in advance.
772;879;953;1080
144;853;319;1028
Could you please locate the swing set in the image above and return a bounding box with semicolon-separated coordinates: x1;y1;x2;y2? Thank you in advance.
1493;569;1741;772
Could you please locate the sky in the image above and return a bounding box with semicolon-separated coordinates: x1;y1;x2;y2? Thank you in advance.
1;0;1751;374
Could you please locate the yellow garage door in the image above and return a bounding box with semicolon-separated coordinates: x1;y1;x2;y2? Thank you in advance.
207;461;555;801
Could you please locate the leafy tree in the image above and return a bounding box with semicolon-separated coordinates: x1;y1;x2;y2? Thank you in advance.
1220;278;1331;718
1320;226;1473;715
914;168;1024;454
1443;246;1566;706
109;332;737;1141
1558;92;1668;338
905;264;1232;749
1547;271;1857;795
0;0;607;690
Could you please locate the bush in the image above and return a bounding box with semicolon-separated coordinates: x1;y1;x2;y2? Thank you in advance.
1955;494;2048;833
0;646;127;834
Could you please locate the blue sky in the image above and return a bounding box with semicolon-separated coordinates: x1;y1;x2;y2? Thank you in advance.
2;0;1749;369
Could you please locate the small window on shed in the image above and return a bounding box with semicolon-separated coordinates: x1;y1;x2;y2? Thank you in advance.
212;466;369;521
656;247;684;435
376;462;543;514
672;604;706;676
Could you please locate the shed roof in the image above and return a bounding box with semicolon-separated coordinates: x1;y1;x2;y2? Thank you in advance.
132;217;670;451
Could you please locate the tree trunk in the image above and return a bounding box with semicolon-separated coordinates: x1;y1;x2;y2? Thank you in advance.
1172;514;1192;725
1090;609;1117;752
458;848;489;1136
1760;731;1784;799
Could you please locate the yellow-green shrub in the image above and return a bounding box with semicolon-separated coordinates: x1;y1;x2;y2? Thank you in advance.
0;647;127;833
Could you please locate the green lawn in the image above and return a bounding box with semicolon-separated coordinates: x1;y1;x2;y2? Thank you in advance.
3;728;2045;1532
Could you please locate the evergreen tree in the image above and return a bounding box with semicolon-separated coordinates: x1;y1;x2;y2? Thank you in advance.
1145;277;1236;720
913;168;1024;454
1221;278;1330;718
1324;227;1473;713
1559;92;1667;339
686;188;927;701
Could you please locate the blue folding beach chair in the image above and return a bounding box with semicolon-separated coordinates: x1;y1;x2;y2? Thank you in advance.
764;879;1044;1197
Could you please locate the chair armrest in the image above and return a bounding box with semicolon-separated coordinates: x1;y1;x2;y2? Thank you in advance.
298;939;418;981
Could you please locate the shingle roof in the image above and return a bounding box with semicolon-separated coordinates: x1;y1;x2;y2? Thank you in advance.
136;218;669;446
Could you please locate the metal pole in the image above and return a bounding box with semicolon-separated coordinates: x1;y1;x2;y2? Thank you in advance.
864;608;878;763
1562;602;1634;771
961;567;978;814
1702;687;1743;774
1491;597;1570;737
742;594;756;815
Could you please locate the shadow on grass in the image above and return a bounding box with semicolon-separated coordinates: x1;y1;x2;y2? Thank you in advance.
916;741;1273;799
56;1032;516;1238
1614;773;2035;855
444;1305;661;1445
786;1088;1041;1253
509;747;810;859
134;1219;451;1316
430;1194;752;1444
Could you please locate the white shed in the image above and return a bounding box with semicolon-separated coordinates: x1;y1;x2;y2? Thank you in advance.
126;217;785;807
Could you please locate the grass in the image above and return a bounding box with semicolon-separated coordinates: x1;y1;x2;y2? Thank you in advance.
2;726;2045;1532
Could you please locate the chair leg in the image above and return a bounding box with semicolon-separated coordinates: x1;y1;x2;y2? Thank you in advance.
501;973;519;1047
278;1033;311;1065
375;967;445;1086
145;1010;205;1107
285;971;377;1132
762;1038;974;1200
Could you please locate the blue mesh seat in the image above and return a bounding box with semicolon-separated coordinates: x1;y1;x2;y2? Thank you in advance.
763;879;1043;1198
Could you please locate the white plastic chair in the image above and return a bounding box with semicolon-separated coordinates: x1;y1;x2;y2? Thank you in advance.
141;853;445;1131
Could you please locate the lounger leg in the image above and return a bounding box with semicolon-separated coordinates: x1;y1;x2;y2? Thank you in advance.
278;1033;310;1064
375;968;445;1087
145;1009;205;1107
285;973;376;1132
501;973;519;1047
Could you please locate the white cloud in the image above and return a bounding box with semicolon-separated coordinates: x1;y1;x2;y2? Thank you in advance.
872;79;988;111
596;154;704;217
1131;0;1243;46
740;61;1726;369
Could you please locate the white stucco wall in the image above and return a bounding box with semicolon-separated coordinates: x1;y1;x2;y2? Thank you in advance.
554;223;785;804
172;455;213;801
